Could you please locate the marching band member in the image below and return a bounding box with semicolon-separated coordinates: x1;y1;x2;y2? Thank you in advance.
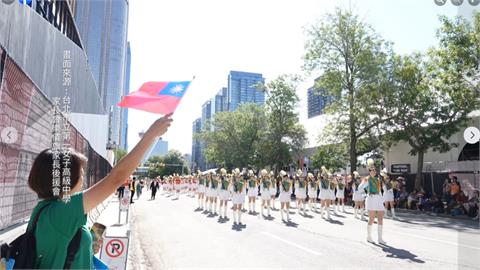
197;171;206;210
269;171;278;210
307;172;318;212
219;168;231;219
279;170;293;221
210;172;220;215
335;174;346;213
295;169;308;216
358;158;386;244
318;167;331;220
329;174;338;215
191;175;198;198
381;168;396;219
205;172;213;213
351;171;366;220
259;169;272;218
232;169;246;225
174;174;182;199
247;170;259;214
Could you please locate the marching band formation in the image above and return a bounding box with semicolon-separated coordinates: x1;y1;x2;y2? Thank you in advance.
159;158;396;244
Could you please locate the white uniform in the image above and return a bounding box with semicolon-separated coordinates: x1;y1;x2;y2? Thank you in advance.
219;180;231;200
198;179;205;193
295;181;307;199
261;180;271;200
352;181;366;201
319;180;331;200
232;181;246;205
247;180;258;197
360;179;385;211
210;180;219;197
336;185;345;199
308;181;317;199
383;185;394;202
279;180;292;203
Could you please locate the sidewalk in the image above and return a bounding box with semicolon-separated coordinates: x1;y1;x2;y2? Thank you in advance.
394;207;478;221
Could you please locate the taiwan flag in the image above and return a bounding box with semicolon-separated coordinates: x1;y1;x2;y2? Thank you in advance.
117;81;191;114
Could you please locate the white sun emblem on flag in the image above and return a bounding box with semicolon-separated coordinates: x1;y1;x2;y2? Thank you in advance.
170;84;184;94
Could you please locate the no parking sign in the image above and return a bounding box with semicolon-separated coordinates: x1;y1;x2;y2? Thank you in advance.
100;236;129;270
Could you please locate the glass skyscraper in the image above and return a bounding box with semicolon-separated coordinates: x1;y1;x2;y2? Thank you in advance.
74;0;129;148
307;86;334;119
227;71;265;111
191;118;202;171
120;42;131;151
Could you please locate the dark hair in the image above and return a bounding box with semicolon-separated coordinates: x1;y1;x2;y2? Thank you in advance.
28;148;87;200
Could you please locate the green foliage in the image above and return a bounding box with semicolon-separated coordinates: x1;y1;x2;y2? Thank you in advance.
311;143;348;172
146;150;188;178
303;8;395;174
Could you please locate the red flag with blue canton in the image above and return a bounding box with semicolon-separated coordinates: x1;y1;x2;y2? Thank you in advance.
117;81;191;114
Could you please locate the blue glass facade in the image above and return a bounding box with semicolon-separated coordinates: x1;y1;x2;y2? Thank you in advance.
307;86;334;118
120;42;131;150
74;0;129;148
191;118;202;171
227;71;265;111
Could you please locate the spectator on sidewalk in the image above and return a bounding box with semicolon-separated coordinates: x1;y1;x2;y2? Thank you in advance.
429;193;445;214
397;187;409;209
407;189;418;210
442;178;452;204
463;190;479;218
25;114;173;269
150;179;160;200
129;178;136;204
117;184;125;200
136;179;143;199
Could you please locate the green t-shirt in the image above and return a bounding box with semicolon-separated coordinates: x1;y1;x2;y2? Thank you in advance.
27;192;92;270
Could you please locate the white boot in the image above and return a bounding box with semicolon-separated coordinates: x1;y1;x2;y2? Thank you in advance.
384;208;389;218
214;202;218;214
224;204;228;219
233;210;238;224
253;202;256;213
378;225;386;244
391;208;396;219
333;204;337;215
354;207;358;218
297;203;301;214
303;206;307;216
309;202;312;212
281;208;285;220
261;205;264;217
267;205;271;217
320;205;324;218
360;209;366;221
286;208;291;221
342;204;345;213
238;210;243;224
367;225;374;243
326;206;331;220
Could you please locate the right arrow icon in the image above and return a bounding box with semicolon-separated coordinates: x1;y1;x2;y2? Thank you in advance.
464;127;480;144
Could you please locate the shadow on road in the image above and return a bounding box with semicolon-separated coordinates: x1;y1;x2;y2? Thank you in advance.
231;223;247;231
394;211;479;231
325;218;344;225
373;243;425;263
262;215;275;221
193;208;203;212
217;217;230;224
283;220;299;228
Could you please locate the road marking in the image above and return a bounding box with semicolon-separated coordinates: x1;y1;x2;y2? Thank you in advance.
261;232;322;256
388;230;480;251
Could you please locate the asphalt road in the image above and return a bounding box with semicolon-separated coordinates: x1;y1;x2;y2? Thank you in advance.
127;191;480;270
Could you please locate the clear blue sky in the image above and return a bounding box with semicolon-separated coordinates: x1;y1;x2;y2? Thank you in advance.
126;0;469;154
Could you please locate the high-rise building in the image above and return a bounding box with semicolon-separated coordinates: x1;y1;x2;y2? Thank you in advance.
191;118;202;171
227;71;265;111
201;100;213;128
120;42;131;151
307;87;334;119
74;0;129;149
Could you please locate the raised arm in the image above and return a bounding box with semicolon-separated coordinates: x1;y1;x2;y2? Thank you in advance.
82;114;173;213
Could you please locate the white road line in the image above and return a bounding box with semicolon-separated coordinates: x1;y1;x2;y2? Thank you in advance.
388;230;480;251
261;232;322;256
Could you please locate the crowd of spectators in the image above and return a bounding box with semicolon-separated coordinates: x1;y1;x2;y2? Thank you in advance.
392;176;479;220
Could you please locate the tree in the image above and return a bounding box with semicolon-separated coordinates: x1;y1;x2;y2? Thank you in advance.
303;8;395;176
146;150;189;178
257;75;307;173
197;103;267;170
311;143;348;172
380;14;480;189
